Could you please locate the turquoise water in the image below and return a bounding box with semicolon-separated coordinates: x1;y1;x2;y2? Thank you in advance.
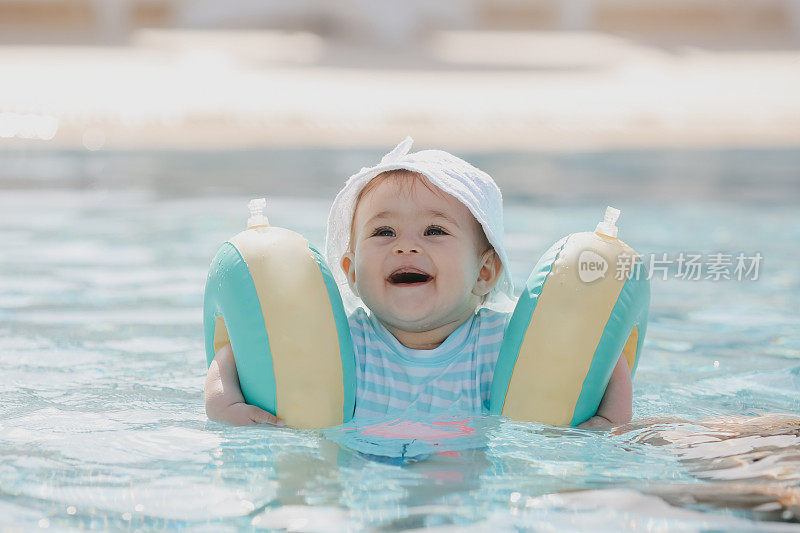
1;148;799;531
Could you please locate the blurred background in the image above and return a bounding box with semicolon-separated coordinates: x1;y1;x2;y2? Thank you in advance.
1;0;799;155
1;0;799;208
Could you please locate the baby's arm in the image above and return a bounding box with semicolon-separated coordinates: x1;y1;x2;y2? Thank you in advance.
204;343;282;426
577;353;632;430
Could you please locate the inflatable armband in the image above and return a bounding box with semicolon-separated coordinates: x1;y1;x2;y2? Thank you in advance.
203;199;355;429
489;207;650;426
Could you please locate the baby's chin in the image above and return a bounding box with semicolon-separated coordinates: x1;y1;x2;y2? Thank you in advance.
371;297;478;333
371;305;441;332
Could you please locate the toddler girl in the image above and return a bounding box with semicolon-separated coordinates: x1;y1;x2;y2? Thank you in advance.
205;137;632;428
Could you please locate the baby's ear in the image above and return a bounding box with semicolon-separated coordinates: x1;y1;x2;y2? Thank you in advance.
340;252;359;297
472;249;502;298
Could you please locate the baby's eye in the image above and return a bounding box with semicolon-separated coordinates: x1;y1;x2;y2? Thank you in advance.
425;226;448;236
372;227;395;237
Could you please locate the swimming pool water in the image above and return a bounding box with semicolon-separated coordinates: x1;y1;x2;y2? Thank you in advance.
1;148;799;531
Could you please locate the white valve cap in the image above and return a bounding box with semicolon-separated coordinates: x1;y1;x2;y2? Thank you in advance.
247;197;269;228
595;206;620;238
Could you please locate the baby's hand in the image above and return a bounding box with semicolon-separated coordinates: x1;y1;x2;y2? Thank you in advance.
577;353;632;431
205;343;285;427
222;402;285;427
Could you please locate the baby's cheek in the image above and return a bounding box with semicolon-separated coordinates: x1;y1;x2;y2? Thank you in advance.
355;258;381;288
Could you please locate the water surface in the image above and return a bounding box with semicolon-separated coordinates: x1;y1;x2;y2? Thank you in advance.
1;148;799;531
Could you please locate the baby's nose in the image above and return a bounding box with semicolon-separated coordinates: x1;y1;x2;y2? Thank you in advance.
394;244;420;254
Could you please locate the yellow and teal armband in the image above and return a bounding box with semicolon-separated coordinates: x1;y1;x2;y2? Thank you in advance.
489;207;650;426
203;199;355;429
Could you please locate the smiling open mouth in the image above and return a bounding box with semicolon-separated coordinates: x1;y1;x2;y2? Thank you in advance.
388;271;432;285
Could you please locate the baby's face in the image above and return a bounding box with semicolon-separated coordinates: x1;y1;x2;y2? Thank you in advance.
341;176;496;332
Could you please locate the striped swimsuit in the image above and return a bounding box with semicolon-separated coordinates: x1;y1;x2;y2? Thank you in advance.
347;307;510;418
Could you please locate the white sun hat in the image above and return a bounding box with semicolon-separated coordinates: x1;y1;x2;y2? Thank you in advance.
324;136;515;314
